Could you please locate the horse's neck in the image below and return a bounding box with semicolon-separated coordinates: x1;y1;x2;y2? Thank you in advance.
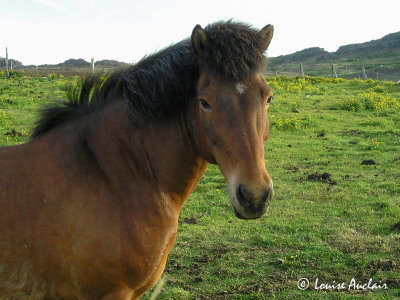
83;101;208;212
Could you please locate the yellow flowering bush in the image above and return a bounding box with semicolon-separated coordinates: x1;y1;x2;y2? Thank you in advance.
47;73;58;80
266;76;331;97
372;85;385;93
361;115;382;126
305;76;346;84
338;92;400;112
367;138;380;150
0;110;10;127
269;114;306;131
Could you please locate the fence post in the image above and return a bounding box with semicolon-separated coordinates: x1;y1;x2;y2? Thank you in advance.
362;64;368;80
299;62;305;79
331;62;338;79
91;57;95;75
6;47;9;78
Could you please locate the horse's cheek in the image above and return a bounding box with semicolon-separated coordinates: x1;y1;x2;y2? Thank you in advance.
197;120;217;164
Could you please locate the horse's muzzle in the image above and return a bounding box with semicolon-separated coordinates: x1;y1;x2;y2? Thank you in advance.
234;183;273;219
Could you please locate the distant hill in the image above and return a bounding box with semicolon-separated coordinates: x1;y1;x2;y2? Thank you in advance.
16;58;131;76
0;57;23;69
336;32;400;58
37;58;130;69
268;31;400;81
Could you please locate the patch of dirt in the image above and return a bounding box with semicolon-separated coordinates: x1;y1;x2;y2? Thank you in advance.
188;262;202;275
385;278;400;288
193;276;204;283
213;267;229;276
195;254;212;263
5;129;23;137
165;259;185;271
284;166;299;173
181;217;198;224
213;246;230;258
367;259;395;271
361;159;376;165
269;258;285;266
349;129;362;135
307;172;337;185
391;222;400;231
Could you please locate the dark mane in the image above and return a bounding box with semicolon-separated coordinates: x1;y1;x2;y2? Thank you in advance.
31;20;267;139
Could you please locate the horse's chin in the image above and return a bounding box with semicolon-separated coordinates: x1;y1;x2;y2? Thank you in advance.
232;205;267;220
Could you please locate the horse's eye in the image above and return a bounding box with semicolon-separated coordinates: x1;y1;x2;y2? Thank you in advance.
267;96;273;105
200;99;212;111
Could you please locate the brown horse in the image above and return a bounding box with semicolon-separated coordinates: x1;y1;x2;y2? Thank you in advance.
0;21;274;299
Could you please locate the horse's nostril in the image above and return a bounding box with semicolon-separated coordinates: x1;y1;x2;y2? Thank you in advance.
236;184;252;208
261;190;270;203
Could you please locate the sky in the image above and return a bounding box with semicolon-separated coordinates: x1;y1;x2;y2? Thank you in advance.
1;0;400;66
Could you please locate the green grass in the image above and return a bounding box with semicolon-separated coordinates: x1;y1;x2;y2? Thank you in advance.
1;74;399;299
0;73;69;145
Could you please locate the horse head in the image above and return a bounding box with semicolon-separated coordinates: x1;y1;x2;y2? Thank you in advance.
191;23;274;219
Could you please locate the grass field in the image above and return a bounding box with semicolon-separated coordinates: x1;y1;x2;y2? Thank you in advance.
0;73;399;299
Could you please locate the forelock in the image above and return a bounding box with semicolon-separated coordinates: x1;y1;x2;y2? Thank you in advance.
201;21;266;80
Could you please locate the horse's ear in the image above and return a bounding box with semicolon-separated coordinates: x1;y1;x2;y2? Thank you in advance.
191;25;208;55
258;24;274;52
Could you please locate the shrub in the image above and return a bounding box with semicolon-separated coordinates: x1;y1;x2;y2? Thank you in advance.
338;92;400;112
47;73;58;80
269;114;306;131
